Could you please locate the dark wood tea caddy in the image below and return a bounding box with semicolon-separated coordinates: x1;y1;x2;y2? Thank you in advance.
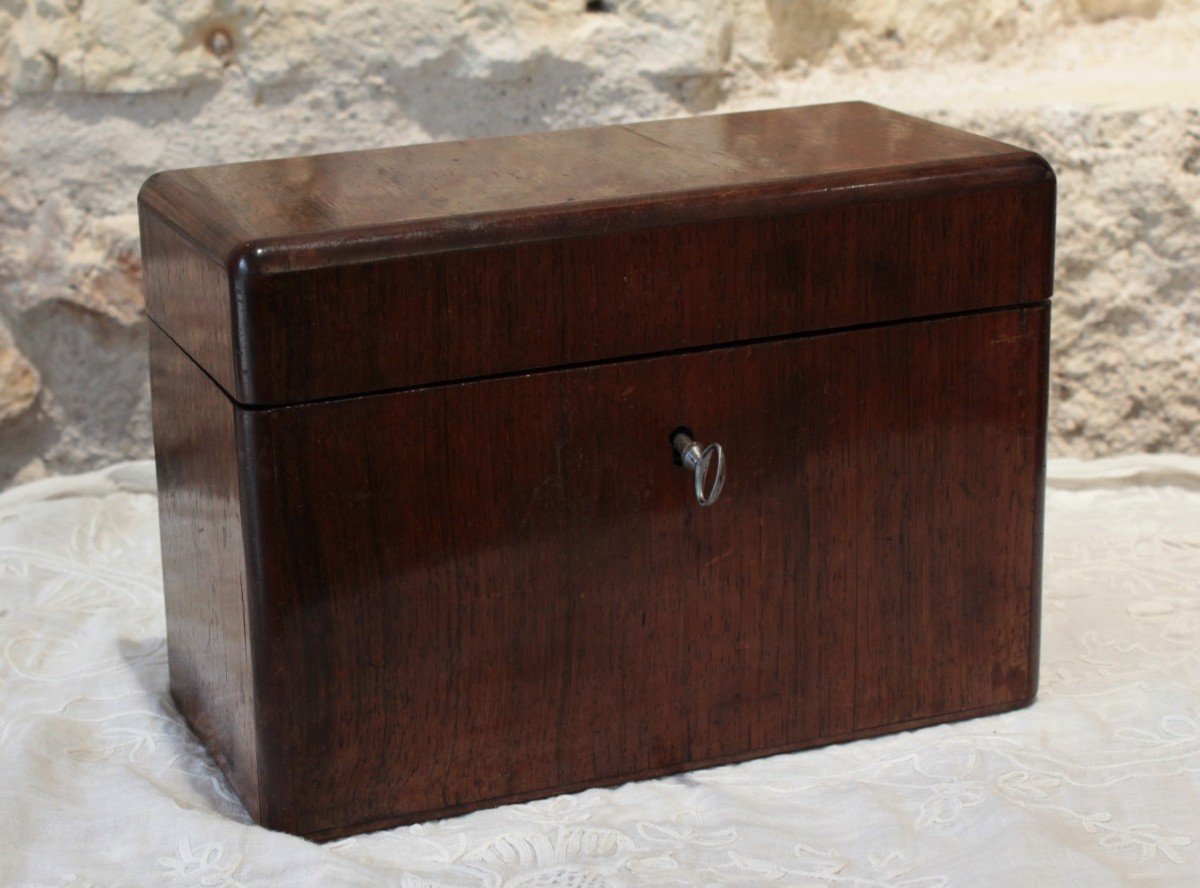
140;102;1054;841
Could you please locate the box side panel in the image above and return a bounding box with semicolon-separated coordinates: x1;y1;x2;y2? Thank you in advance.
850;304;1047;727
1028;304;1052;699
140;206;238;397
244;305;1045;839
237;177;1055;405
148;323;260;819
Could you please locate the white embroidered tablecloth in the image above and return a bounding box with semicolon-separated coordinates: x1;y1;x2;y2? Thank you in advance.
1;456;1198;887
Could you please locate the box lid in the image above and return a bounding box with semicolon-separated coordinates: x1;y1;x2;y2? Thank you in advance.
139;102;1054;407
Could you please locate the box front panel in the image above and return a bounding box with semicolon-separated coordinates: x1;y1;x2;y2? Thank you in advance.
242;305;1047;838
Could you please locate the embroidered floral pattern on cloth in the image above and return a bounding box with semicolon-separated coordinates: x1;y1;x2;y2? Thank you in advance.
1;456;1198;886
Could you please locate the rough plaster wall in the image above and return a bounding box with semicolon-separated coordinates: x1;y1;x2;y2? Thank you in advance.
0;0;1197;485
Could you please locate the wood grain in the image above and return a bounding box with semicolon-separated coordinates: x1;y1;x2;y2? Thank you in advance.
140;217;238;402
139;102;1054;405
230;180;1053;405
148;323;260;820
139;102;1041;273
141;102;1056;840
231;305;1048;838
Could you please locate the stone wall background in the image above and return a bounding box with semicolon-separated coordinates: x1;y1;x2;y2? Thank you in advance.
1;0;1197;486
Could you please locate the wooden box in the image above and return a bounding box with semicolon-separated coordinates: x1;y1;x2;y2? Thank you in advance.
140;102;1055;840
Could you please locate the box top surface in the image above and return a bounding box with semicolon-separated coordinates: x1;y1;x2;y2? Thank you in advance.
139;102;1043;276
139;102;1055;407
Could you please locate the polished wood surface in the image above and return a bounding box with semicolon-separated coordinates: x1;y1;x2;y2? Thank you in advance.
139;102;1054;405
139;102;1039;273
226;305;1046;838
141;103;1055;840
148;323;261;819
141;214;240;405
230;181;1052;405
